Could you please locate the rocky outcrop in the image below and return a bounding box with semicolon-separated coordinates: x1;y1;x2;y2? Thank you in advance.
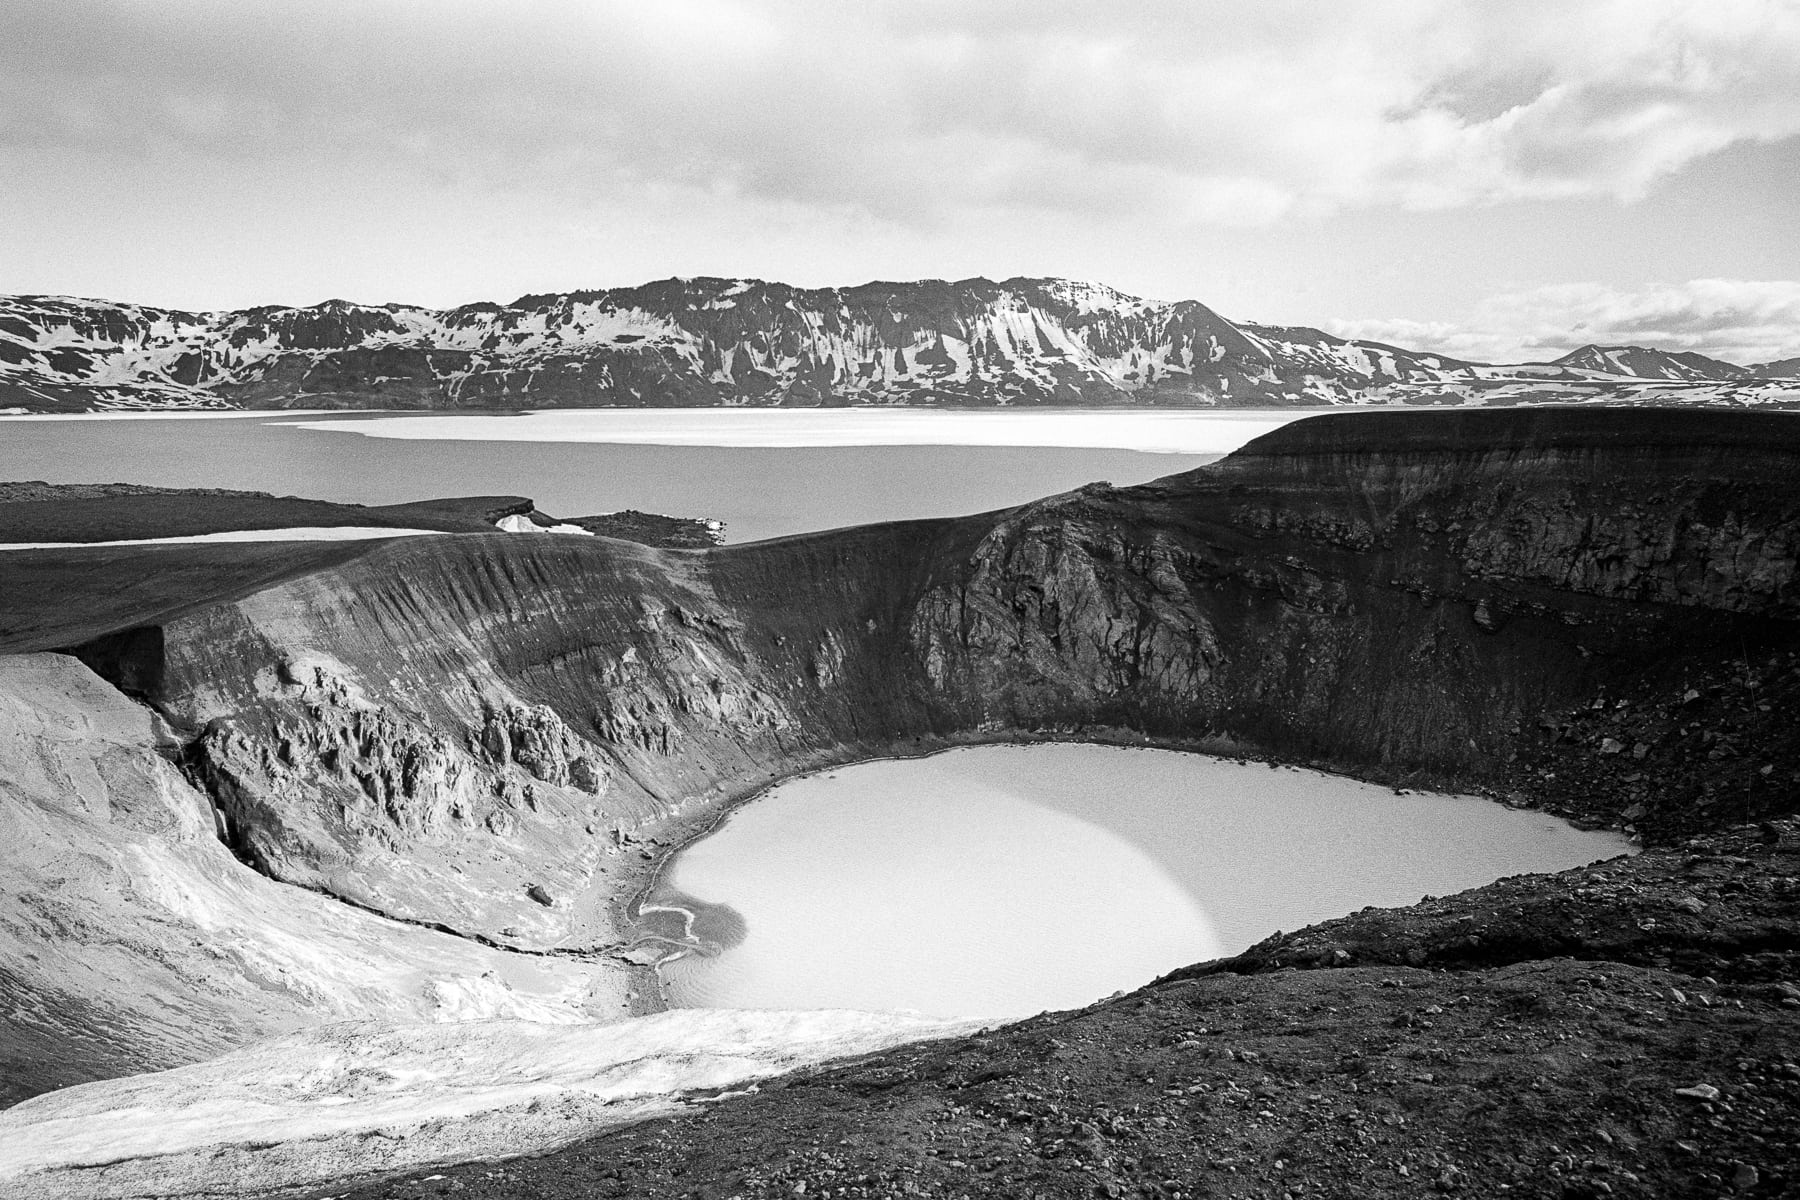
164;631;629;942
474;700;608;794
1189;814;1800;982
199;655;498;849
565;510;727;549
908;502;1228;717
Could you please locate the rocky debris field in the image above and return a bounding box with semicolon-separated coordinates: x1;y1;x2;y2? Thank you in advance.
1504;647;1800;843
287;820;1799;1200
1199;819;1798;990
565;510;727;549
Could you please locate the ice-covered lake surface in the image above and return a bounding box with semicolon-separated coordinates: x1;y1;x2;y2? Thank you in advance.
659;744;1634;1019
0;408;1318;543
286;406;1302;451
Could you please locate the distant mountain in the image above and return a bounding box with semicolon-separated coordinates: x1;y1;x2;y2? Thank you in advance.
1750;356;1800;378
0;277;1476;413
1548;344;1749;382
2;277;1796;412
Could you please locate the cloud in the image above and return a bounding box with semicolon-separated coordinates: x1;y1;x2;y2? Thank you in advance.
1322;317;1508;364
3;0;1798;228
1327;279;1800;365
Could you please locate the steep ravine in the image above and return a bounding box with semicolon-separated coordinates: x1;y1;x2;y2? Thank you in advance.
2;407;1796;1180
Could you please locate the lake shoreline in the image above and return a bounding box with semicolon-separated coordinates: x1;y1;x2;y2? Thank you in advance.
608;725;1636;1017
609;728;1257;1016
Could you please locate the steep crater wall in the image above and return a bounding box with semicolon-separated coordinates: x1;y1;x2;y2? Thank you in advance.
65;409;1800;944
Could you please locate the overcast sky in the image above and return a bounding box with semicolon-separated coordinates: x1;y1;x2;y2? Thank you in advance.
4;0;1798;363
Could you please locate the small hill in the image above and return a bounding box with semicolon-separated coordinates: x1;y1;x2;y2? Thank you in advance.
1551;343;1749;381
1750;355;1800;378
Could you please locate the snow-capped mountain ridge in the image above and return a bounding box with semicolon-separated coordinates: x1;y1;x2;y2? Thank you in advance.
1;277;1795;411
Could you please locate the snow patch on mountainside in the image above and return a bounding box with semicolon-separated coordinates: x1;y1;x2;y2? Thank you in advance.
0;279;1466;412
1549;344;1749;382
3;279;1793;413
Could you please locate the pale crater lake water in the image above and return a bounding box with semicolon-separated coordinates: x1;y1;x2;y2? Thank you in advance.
658;744;1633;1019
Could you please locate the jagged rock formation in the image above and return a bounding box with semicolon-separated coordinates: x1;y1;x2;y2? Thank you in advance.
134;618;637;943
8;278;1798;414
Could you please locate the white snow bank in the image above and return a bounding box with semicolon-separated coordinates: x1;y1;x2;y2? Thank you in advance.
494;513;595;536
0;409;343;421
0;525;454;550
292;407;1319;454
0;1009;978;1198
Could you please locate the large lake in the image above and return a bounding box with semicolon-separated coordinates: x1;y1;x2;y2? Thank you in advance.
0;409;1313;543
656;744;1632;1019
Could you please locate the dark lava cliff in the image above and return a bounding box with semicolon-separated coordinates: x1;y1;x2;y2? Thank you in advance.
4;407;1799;1196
